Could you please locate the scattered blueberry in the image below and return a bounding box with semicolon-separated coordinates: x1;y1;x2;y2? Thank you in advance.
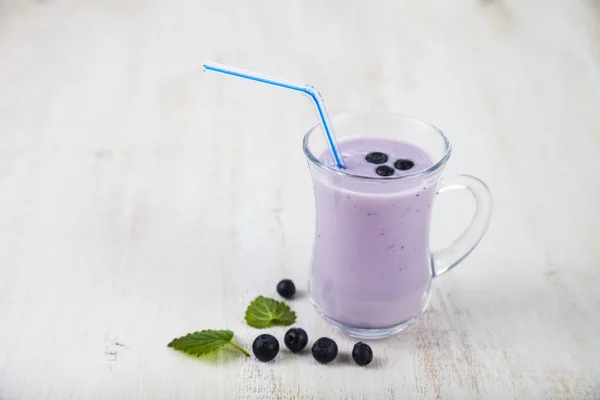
375;166;395;177
252;334;279;362
352;342;373;366
394;159;414;170
312;337;338;364
365;152;388;164
277;279;296;299
284;328;308;353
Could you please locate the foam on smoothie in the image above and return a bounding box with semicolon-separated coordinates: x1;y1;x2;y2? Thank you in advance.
320;137;433;178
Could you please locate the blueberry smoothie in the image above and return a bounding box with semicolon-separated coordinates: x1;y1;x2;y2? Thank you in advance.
309;137;438;329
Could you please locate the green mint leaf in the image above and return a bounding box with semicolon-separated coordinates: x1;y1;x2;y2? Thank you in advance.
167;329;249;357
245;296;297;328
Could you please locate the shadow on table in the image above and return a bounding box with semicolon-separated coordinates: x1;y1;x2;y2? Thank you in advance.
170;346;247;365
336;351;386;369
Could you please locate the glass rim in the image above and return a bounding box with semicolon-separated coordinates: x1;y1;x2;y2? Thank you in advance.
302;110;452;181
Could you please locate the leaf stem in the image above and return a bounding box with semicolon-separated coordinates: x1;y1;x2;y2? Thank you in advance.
228;341;250;357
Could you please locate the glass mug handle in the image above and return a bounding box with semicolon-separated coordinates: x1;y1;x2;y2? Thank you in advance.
431;174;493;277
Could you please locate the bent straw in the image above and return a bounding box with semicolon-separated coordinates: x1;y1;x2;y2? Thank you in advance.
203;62;346;169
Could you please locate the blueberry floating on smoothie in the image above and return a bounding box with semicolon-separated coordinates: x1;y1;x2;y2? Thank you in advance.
365;152;388;164
284;328;308;353
352;342;373;366
312;337;338;364
394;159;415;170
252;334;279;362
375;165;395;177
277;279;296;299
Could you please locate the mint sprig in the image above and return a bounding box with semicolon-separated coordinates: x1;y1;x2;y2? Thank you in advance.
168;329;249;357
245;296;296;328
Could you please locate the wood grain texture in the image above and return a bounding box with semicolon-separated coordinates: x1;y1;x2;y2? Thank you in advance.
1;0;599;398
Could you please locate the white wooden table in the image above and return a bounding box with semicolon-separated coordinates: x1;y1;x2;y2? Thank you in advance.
1;0;599;398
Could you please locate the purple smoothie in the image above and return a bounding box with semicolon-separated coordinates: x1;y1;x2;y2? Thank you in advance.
309;137;437;328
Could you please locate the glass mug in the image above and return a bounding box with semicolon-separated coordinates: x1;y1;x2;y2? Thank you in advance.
304;111;492;339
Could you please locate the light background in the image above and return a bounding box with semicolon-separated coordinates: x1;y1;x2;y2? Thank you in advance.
1;0;599;398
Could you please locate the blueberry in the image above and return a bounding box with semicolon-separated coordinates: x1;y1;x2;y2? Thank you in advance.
276;279;296;299
312;337;338;364
394;159;414;170
352;342;373;366
252;334;279;362
375;166;395;177
284;328;308;353
365;152;388;164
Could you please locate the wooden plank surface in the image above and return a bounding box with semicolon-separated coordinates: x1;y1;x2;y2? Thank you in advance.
1;0;599;398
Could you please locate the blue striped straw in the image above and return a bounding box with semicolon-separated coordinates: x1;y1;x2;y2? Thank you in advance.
203;62;346;169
